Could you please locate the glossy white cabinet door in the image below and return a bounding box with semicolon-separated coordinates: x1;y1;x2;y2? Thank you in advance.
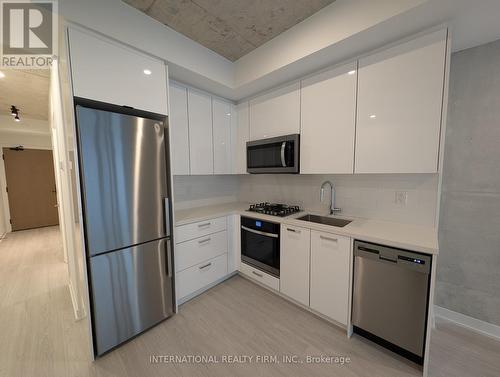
301;62;357;174
188;89;213;175
355;29;447;173
212;98;232;175
169;83;190;175
227;214;240;273
68;28;167;115
280;224;311;306
249;82;300;141
231;102;249;174
310;231;350;325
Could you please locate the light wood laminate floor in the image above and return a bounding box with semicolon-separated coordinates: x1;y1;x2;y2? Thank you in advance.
0;227;499;377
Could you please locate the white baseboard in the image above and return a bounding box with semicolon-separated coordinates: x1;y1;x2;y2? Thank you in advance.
434;305;500;341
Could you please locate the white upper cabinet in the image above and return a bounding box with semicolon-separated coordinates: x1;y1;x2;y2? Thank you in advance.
188;89;213;175
355;29;447;173
249;82;300;141
310;231;350;325
169;83;190;175
68;27;167;115
280;225;311;306
301;62;357;174
231;102;249;174
212;98;232;175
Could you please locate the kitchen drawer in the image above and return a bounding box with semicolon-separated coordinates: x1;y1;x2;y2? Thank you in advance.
239;262;279;291
175;230;227;272
175;217;226;243
176;254;228;299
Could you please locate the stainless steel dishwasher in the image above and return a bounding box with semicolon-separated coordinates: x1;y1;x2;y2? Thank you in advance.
352;240;431;365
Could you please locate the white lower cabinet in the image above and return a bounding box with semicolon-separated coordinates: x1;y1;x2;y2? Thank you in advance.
175;216;226;243
175;230;227;272
175;217;229;301
176;254;227;299
310;230;351;325
239;262;280;291
280;225;311;306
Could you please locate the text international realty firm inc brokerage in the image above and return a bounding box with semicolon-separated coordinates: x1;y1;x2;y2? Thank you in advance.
150;354;352;365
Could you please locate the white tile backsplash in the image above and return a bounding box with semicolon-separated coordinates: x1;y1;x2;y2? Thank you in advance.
173;173;438;227
173;175;240;210
237;174;439;226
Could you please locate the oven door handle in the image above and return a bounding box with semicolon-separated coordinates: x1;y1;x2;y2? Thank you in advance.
242;226;279;239
280;142;287;167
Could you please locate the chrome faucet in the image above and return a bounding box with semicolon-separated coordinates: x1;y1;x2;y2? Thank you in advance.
320;181;341;215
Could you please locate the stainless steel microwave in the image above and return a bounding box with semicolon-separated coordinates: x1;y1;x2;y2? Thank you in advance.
246;134;300;174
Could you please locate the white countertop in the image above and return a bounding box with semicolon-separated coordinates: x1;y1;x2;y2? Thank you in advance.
174;202;439;255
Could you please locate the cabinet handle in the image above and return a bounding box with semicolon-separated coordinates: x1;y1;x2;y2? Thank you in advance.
320;235;338;242
198;222;211;228
199;262;212;270
252;270;263;278
198;237;211;244
286;227;300;233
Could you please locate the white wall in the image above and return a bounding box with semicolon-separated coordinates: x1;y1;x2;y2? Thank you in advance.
238;174;439;227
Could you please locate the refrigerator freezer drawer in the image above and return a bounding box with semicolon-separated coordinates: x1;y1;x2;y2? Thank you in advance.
89;238;174;355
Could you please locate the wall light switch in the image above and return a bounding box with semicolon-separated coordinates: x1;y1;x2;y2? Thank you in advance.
395;191;408;206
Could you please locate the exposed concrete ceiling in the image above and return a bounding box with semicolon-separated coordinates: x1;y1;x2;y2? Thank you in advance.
0;69;50;121
122;0;336;61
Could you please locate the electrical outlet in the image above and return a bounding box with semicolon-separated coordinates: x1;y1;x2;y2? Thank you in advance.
395;191;408;206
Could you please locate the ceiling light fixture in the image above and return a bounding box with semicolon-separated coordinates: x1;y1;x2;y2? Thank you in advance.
143;69;152;75
348;70;356;75
369;114;376;119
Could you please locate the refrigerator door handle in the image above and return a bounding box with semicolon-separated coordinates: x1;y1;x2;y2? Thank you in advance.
166;241;173;278
164;197;171;237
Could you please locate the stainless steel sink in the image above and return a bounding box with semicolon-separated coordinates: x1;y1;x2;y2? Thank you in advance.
297;214;352;227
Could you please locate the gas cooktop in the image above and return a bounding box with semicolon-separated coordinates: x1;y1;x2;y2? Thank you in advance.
247;202;301;217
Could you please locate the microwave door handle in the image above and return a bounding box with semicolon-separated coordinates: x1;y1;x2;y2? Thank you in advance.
281;142;287;167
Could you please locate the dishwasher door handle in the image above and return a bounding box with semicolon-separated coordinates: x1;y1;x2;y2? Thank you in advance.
379;255;397;263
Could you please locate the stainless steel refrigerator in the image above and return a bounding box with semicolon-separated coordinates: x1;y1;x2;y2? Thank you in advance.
75;99;175;356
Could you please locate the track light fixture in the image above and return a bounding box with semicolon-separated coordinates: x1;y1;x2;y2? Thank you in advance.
10;105;20;122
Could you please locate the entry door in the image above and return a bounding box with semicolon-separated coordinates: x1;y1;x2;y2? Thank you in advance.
3;148;59;231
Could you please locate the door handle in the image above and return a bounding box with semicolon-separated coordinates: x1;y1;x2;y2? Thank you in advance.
320;235;337;242
164;198;171;237
252;270;263;278
379;255;397;263
166;242;173;278
280;142;287;167
241;226;279;238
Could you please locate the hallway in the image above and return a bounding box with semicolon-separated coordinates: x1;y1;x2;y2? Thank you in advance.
0;227;90;376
